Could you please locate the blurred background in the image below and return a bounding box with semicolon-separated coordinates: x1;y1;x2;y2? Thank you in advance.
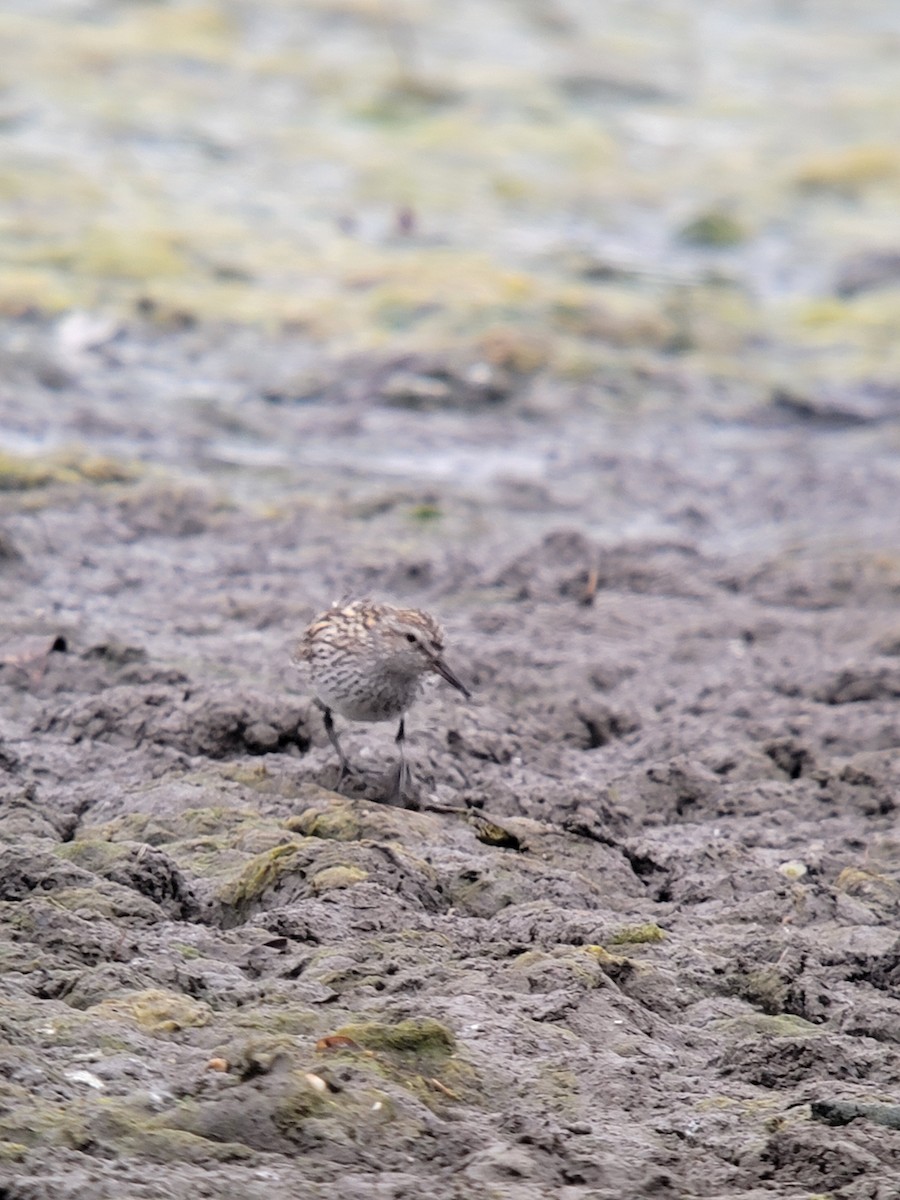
2;0;900;383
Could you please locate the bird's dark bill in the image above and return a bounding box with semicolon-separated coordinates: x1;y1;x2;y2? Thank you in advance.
434;658;471;699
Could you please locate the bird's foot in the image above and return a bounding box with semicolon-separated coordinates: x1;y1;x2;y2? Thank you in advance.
383;760;419;810
336;762;352;789
324;759;359;797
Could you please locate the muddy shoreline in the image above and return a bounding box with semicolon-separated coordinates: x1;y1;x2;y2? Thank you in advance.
2;0;900;1194
0;314;898;1198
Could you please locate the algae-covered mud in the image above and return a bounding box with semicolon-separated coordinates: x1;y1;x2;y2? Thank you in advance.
2;2;900;1198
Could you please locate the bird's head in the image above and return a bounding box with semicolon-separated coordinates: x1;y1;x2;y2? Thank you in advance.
384;607;471;698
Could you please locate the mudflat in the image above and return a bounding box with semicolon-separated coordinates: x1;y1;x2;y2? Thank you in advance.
1;2;900;1196
0;317;898;1198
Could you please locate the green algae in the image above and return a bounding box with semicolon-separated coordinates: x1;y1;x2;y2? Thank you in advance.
724;968;788;1016
120;1125;254;1164
717;1013;823;1039
270;1081;333;1129
217;1035;298;1080
0;449;137;491
86;806;295;888
286;805;364;842
0;1000;135;1054
309;864;369;893
317;1017;476;1110
87;988;212;1034
794;144;900;193
227;1007;321;1037
409;502;442;522
529;1066;584;1116
511;945;627;989
55;838;138;875
89;805;259;846
88;1101;255;1163
217;762;276;789
217;840;305;907
0;451;62;490
173;942;202;960
0;0;896;408
331;1018;455;1067
273;1074;402;1145
518;945;602;984
46;885;161;922
548;291;675;349
679;211;746;247
610;922;666;945
82;802;384;921
74;227;186;283
0;1090;90;1151
9;1096;254;1163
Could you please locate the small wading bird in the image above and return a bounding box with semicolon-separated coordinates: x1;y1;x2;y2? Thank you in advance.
293;599;471;801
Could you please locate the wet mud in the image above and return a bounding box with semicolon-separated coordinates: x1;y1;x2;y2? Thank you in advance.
0;318;899;1198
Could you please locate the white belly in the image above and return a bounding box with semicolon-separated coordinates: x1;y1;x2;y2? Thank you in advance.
314;673;421;723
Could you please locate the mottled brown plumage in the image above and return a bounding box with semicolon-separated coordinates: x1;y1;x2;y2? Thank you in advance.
294;599;470;799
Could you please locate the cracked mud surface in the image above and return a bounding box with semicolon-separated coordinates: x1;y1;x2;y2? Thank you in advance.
0;318;899;1199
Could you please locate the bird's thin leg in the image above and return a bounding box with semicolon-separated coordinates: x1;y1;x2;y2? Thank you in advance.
388;715;411;802
316;700;351;784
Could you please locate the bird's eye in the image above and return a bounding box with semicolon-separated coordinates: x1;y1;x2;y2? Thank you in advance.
405;633;417;644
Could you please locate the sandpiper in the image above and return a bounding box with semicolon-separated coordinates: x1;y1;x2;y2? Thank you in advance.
293;599;471;801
